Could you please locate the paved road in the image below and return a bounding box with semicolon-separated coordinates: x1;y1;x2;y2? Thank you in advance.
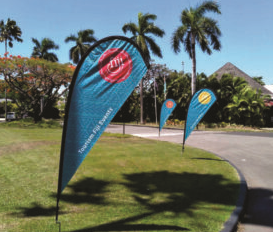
105;124;273;232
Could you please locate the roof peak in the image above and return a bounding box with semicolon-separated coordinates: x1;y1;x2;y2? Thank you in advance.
213;62;272;95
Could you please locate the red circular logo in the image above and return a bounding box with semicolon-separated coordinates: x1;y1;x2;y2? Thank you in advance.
166;101;174;108
99;48;133;83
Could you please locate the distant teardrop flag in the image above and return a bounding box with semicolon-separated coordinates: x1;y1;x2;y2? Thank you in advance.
159;99;176;135
183;89;216;150
56;36;149;221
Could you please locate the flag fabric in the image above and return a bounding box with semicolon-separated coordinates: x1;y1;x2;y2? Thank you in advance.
57;36;149;198
159;99;176;132
183;89;216;146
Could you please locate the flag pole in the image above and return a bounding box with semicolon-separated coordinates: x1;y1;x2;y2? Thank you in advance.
55;59;78;227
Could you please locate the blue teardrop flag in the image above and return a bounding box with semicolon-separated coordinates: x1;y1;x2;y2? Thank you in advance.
56;36;148;220
159;99;176;133
183;89;216;149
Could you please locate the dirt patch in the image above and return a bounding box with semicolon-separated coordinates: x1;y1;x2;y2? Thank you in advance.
0;141;60;157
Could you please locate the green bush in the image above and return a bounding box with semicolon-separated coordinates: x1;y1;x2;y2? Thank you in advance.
0;119;62;128
207;123;217;128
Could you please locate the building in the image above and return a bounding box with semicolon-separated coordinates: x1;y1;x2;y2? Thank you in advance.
213;62;272;96
213;62;273;126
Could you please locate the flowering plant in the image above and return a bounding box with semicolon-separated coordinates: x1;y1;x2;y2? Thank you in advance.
0;54;75;121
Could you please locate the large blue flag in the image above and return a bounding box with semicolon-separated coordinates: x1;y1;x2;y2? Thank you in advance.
56;36;148;207
183;89;216;148
159;99;176;133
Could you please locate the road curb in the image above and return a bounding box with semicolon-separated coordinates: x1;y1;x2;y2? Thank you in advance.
198;150;248;232
219;159;248;232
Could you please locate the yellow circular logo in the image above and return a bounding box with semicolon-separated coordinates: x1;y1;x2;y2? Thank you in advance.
198;91;211;104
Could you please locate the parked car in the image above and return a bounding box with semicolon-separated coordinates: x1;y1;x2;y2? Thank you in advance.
6;112;16;121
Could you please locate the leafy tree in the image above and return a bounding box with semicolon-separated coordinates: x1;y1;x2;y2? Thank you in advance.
0;18;23;54
31;38;59;62
171;1;221;95
122;12;165;123
0;55;74;121
65;29;97;64
165;71;191;120
252;76;265;86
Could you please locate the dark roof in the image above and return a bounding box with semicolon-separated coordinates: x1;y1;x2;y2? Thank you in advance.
213;62;272;95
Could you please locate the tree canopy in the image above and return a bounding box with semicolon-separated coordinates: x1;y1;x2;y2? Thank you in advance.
65;29;97;64
31;38;59;62
0;18;23;53
0;55;74;121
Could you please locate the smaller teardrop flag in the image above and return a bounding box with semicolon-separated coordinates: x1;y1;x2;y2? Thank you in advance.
159;99;176;135
183;89;216;149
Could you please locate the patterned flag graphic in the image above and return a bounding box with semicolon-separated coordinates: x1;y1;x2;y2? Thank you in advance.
183;89;216;146
57;36;148;195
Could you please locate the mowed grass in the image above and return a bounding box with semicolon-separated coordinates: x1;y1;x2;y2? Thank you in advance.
0;127;240;232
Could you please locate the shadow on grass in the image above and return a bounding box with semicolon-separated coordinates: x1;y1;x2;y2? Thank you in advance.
17;177;110;218
15;203;60;217
70;212;189;231
66;171;239;231
123;171;238;212
60;177;110;205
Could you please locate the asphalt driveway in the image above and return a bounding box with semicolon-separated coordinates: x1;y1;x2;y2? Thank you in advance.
106;125;273;232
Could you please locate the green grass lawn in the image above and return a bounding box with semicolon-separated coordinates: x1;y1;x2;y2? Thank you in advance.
0;126;240;232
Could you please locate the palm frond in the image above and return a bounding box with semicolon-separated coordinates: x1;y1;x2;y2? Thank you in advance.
144;24;165;37
41;38;59;50
196;1;221;16
122;23;138;36
65;35;77;43
0;18;23;49
171;25;188;54
31;38;41;48
144;35;162;58
43;52;58;62
141;12;157;22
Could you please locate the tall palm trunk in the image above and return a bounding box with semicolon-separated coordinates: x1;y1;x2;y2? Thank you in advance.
191;34;196;96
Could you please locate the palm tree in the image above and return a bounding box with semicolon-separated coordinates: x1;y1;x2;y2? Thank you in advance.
122;12;165;124
31;38;59;62
65;29;97;64
225;87;267;126
0;18;23;55
171;1;221;95
0;18;23;122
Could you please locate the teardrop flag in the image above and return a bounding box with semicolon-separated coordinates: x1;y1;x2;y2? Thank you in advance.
183;89;216;149
159;99;176;134
56;36;149;220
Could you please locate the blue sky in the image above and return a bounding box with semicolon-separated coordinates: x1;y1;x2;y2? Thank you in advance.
1;0;273;84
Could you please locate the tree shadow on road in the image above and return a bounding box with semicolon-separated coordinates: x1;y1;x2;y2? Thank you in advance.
242;188;273;228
